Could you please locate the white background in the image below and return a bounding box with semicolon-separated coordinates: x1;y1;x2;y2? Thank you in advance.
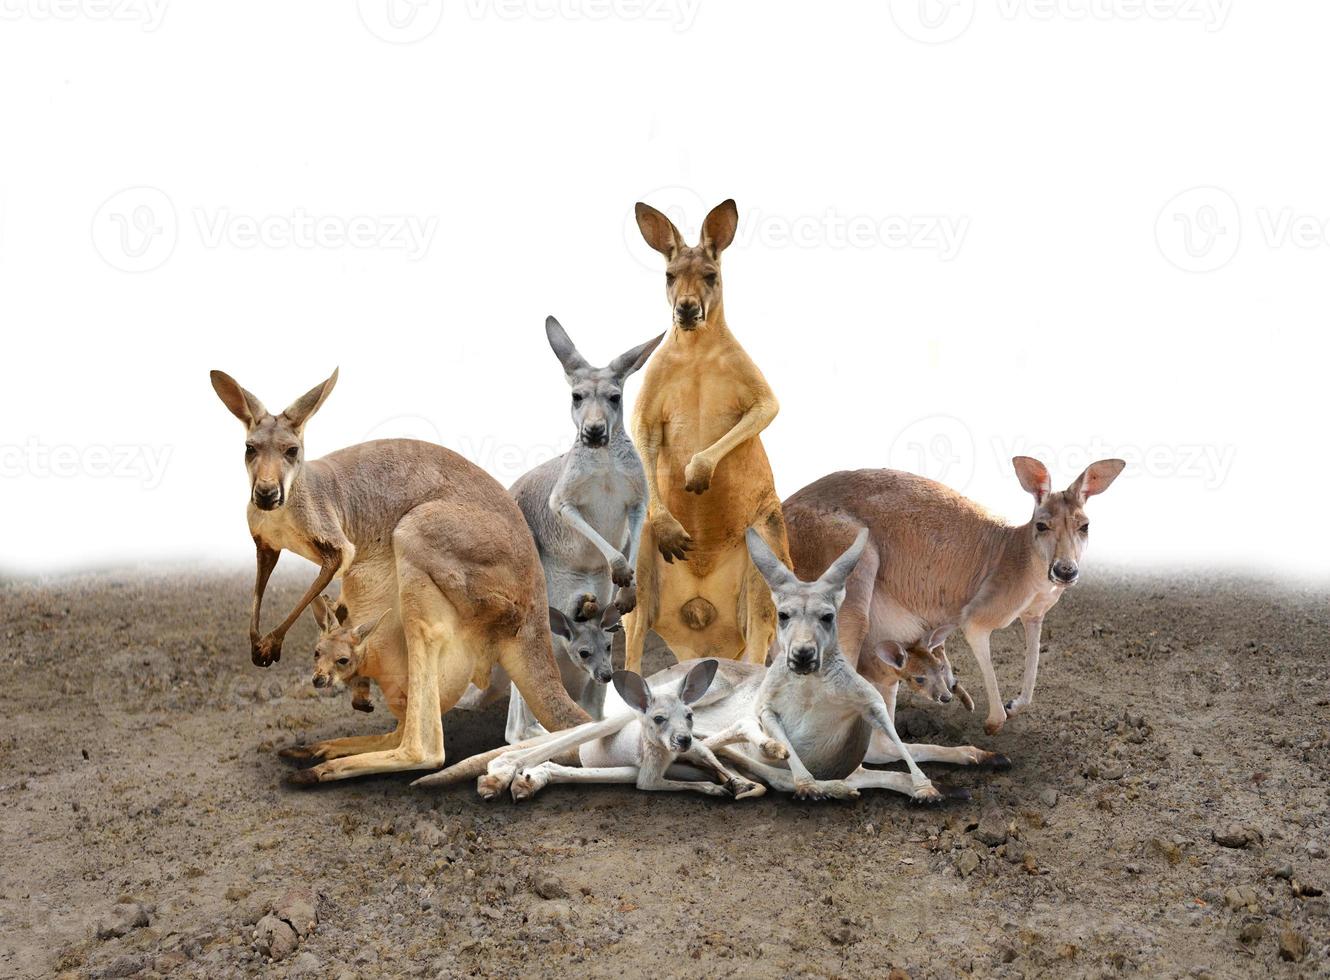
1;0;1325;580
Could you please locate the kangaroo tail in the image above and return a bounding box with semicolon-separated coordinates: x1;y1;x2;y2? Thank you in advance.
412;730;556;789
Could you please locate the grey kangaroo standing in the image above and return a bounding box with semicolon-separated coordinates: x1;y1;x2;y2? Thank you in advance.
506;317;664;742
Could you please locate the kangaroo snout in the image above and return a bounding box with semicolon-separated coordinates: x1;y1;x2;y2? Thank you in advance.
253;483;282;510
789;644;819;674
580;421;608;447
1050;559;1079;585
312;672;331;689
674;299;702;327
672;733;693;752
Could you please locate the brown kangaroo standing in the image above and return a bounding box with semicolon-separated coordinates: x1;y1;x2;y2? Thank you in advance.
210;369;590;783
783;457;1124;736
624;199;791;671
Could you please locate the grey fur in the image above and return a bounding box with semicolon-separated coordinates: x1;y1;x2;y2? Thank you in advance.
505;317;664;743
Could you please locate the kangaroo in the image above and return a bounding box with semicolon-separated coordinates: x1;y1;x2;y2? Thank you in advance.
783;457;1125;736
504;317;661;741
624;198;792;672
426;531;969;805
431;660;765;802
504;605;622;744
210;368;589;783
308;595;386;714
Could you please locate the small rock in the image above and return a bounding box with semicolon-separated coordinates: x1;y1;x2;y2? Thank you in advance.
289;951;322;976
101;953;147;978
1213;824;1260;849
533;873;567;900
956;850;981;876
1150;838;1182;865
826;925;859;946
1223;885;1262;913
1237;922;1264;945
1038;788;1058;808
1272;864;1293;880
413;819;445;849
1278;926;1307;962
223;885;250;902
974;811;1009;847
96;902;149;940
253;914;299;961
531;900;573;926
1004;841;1027;865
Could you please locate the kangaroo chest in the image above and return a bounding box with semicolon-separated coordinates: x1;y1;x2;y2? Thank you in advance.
769;680;871;781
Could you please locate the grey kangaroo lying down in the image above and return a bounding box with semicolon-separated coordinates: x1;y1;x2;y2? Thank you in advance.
420;530;990;802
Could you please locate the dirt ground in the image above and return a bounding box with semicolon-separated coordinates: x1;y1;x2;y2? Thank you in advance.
1;565;1327;979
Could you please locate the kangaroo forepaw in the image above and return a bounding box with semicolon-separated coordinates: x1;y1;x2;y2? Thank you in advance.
614;585;637;616
794;779;858;802
1003;697;1029;717
574;594;599;621
760;739;789;761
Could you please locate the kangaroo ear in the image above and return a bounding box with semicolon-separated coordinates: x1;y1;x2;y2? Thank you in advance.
924;624;957;651
635;202;685;257
1068;458;1126;502
701;199;738;256
352;610;388;645
210;370;267;427
609;332;665;380
599;604;623;634
1012;456;1052;504
548;606;575;641
875;640;907;673
282;368;338;430
819;528;870;592
745;528;797;592
545;316;590;375
310;595;338;633
612;670;652;713
681;659;719;705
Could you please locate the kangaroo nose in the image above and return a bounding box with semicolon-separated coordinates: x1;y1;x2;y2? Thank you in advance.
939;691;953;704
582;422;607;445
594;668;613;684
791;644;818;670
1051;561;1079;583
674;734;692;752
254;484;281;509
313;674;329;688
676;301;701;323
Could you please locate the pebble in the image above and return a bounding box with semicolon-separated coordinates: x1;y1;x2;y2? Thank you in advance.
1278;926;1307;962
289;951;322;976
101;953;147;977
96;901;150;940
1212;824;1259;849
253;914;299;961
974;811;1009;847
1223;886;1261;913
1038;788;1059;808
956;850;981;877
533;873;567;900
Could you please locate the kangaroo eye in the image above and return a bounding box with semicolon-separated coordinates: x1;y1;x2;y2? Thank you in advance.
777;611;790;624
914;676;926;685
1079;522;1090;534
1036;522;1050;533
579;649;591;659
820;613;835;626
572;393;584;405
245;445;257;459
284;446;300;461
336;657;350;666
608;394;621;404
704;273;718;286
653;716;667;726
665;273;676;286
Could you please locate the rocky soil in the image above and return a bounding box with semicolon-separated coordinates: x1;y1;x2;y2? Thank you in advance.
1;566;1327;979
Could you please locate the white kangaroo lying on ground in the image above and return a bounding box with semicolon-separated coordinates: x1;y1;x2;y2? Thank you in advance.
420;530;974;804
416;660;765;801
